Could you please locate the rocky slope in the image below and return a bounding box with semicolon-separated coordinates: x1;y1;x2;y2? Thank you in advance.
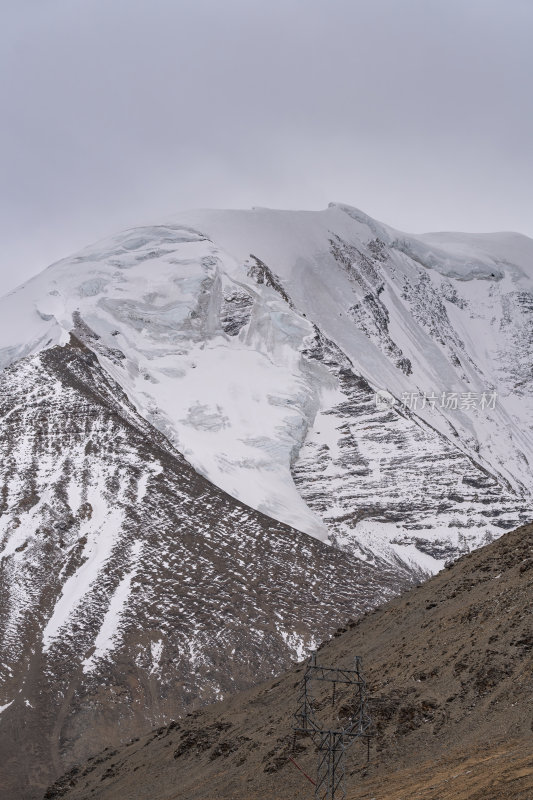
0;339;408;799
46;522;533;800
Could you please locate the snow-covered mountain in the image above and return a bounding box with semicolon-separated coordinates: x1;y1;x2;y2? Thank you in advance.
0;203;532;796
1;203;531;570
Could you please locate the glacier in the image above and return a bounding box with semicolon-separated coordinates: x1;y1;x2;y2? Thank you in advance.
1;204;532;575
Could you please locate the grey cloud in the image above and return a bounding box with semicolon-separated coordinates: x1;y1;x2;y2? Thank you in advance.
1;0;532;294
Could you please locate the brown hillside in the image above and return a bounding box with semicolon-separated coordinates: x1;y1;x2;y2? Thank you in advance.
46;522;533;800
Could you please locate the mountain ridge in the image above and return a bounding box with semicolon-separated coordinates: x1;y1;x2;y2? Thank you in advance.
1;204;532;797
1;204;531;571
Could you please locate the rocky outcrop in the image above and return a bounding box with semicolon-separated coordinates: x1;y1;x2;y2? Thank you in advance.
292;328;529;565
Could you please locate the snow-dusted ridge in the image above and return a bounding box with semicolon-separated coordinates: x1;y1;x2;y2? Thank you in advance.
1;204;532;573
0;337;407;799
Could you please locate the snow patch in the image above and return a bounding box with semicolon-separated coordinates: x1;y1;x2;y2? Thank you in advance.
82;540;143;672
43;479;125;651
0;699;14;715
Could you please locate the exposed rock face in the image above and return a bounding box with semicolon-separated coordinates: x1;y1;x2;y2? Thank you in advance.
45;523;533;800
292;329;526;565
0;341;408;799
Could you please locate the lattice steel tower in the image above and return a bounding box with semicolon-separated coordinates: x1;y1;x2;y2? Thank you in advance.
293;651;371;800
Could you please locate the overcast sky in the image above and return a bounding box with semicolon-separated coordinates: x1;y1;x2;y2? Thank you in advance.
1;0;532;294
